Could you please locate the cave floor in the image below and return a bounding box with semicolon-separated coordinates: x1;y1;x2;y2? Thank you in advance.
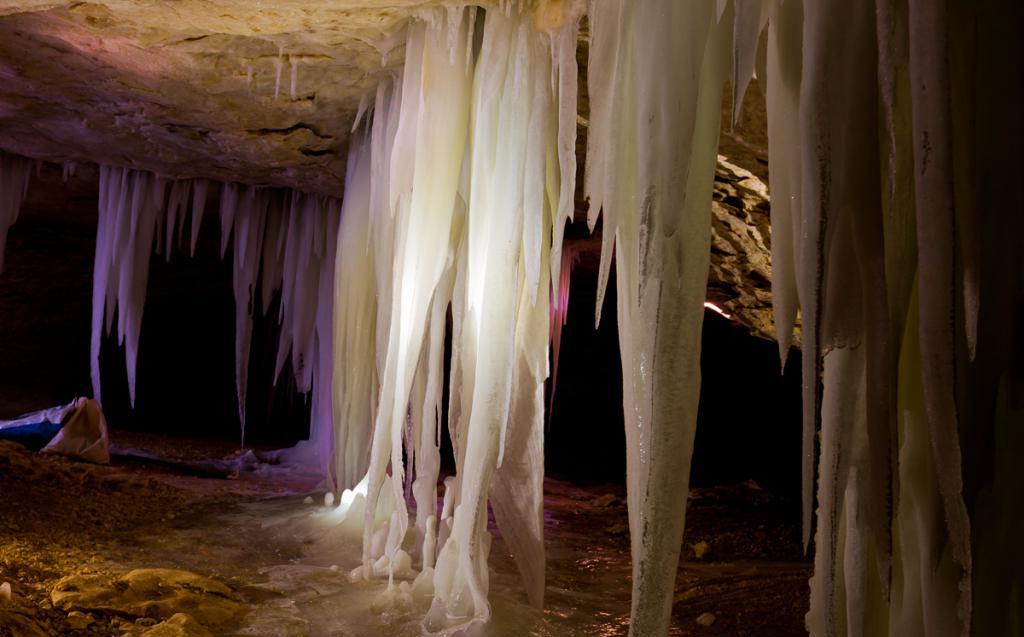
0;433;809;636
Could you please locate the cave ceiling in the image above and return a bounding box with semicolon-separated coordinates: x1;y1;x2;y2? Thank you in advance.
0;0;787;342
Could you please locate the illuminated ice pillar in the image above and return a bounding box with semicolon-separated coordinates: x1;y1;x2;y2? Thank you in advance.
585;1;731;635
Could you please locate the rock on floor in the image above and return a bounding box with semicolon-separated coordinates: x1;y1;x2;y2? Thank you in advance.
51;568;243;631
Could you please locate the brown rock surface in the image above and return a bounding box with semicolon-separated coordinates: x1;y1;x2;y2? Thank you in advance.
0;1;436;194
52;568;244;628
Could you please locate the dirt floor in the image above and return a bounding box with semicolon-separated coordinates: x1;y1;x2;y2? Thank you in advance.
0;431;810;636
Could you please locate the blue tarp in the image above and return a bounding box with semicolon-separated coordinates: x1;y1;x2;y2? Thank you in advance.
0;400;76;451
0;419;64;451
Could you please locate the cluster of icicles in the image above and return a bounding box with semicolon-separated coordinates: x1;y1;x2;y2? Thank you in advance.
1;0;1020;635
90;166;341;473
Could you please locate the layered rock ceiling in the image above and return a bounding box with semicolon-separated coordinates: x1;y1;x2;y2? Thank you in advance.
0;0;783;341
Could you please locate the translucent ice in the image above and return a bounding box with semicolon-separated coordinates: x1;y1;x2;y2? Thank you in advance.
584;1;730;635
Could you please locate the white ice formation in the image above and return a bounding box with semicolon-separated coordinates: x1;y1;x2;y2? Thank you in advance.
89;167;341;478
318;2;584;634
758;0;1023;636
3;0;1012;635
585;2;730;634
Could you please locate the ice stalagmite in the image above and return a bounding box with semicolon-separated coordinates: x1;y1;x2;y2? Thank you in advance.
189;180;209;257
410;238;457;579
585;1;730;635
360;7;473;583
0;151;33;275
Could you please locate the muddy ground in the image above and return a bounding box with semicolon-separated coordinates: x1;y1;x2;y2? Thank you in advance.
0;432;809;636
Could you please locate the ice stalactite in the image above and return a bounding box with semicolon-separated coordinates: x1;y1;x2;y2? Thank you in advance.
88;163;340;474
543;0;585;418
90;168;216;407
274;46;284;100
548;243;578;413
358;6;474;591
428;6;558;629
220;184;269;443
756;0;1024;634
325;3;577;632
730;0;768;127
222;185;340;467
331;129;378;490
764;0;803;369
290;56;299;99
0;151;33;275
91;167;165;407
584;1;730;635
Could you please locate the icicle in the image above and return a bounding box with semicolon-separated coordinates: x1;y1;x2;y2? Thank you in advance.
333;128;382;489
310;198;340;481
189;179;208;257
547;4;582;300
765;0;802;366
905;0;972;629
352;92;371;133
548;244;578;415
290;56;299;99
731;0;769;127
360;8;473;597
426;5;556;632
412;264;454;570
164;180;190;260
489;200;552;610
584;2;729;636
229;186;267;441
274;45;284;100
90;166;165;407
219;182;238;259
0;151;33;275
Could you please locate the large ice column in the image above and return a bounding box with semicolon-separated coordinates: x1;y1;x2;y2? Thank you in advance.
326;76;401;498
426;6;557;630
91;166;168;406
904;2;973;630
584;1;730;635
489;219;552;610
0;152;33;275
360;7;474;579
794;2;898;634
760;0;1024;634
331;129;378;491
411;254;456;572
